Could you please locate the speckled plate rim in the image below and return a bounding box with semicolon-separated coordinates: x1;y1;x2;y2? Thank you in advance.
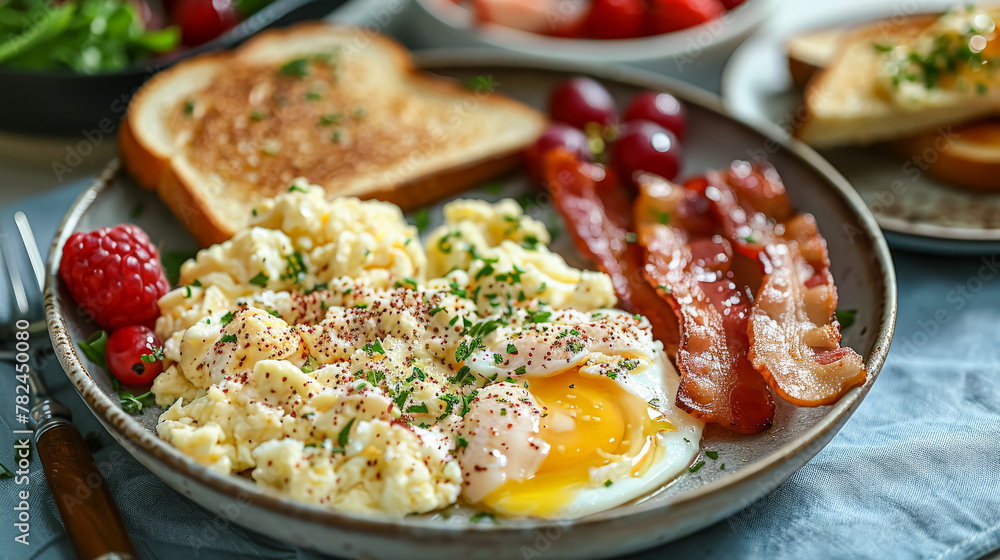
44;56;897;545
719;5;1000;245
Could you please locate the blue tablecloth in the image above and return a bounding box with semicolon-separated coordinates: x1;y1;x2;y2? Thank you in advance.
1;181;998;560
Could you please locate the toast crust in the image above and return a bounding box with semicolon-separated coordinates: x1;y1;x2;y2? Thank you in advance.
120;23;546;246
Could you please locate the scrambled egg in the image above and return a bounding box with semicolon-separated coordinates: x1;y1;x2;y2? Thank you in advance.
152;180;677;518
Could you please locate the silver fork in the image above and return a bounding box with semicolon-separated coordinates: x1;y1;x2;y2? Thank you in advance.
3;212;138;560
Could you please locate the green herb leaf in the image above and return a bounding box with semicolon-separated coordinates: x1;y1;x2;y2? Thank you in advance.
413;209;431;234
78;330;109;369
705;451;719;460
161;250;198;286
338;417;356;447
689;461;706;473
249;272;269;288
835;309;857;330
470;511;496;523
220;334;238;343
280;58;310;77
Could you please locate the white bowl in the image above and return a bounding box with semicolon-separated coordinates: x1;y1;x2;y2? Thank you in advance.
404;0;776;86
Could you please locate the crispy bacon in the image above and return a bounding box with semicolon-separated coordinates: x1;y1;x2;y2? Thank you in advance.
702;161;867;406
636;175;773;432
544;150;680;357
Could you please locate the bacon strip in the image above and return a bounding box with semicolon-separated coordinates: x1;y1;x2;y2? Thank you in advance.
702;161;867;406
636;175;773;432
544;150;680;357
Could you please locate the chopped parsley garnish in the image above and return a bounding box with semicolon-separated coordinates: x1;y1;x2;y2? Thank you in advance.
183;100;195;115
305;91;323;101
250;110;266;121
689;461;706;473
506;343;518;355
220;311;235;326
705;451;719;460
304;282;328;295
514;366;526;375
437;231;461;254
720;463;726;470
475;263;495;280
394;390;411;410
280;58;310;77
522;235;540;250
338;418;356;447
873;42;894;53
499;408;507;416
835;309;857;329
406;403;429;414
140;345;165;363
470;511;496;523
464;75;498;93
408;366;426;382
413;208;431;234
184;285;192;298
456;436;468;449
604;480;613;487
319;112;343;126
219;334;238;343
280;252;307;283
118;390;155;415
567;341;584;353
622;360;638;370
288;184;309;193
450;366;475;385
529;310;552;323
248;272;269;287
355;303;368;309
448;281;468;299
362;339;385;355
331;130;343;143
494;353;503;365
428;306;446;316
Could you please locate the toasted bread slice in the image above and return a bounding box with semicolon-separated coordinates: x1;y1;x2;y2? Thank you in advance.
120;24;546;246
881;119;1000;192
794;9;1000;148
787;14;1000;191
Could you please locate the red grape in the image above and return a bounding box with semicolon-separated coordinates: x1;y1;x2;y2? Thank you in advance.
645;0;725;35
105;325;164;386
173;0;239;47
548;77;618;129
587;0;645;39
623;91;687;140
611;120;682;183
526;123;594;184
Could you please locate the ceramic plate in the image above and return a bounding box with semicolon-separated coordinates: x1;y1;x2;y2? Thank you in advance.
721;0;1000;255
45;56;896;560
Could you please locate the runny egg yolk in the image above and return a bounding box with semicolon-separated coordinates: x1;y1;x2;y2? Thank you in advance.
479;368;675;517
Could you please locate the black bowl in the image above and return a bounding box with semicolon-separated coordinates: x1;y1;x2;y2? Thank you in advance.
0;0;347;137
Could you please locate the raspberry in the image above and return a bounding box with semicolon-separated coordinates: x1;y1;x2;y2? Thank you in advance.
59;224;170;330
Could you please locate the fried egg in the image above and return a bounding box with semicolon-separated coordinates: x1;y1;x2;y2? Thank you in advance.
458;312;704;519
